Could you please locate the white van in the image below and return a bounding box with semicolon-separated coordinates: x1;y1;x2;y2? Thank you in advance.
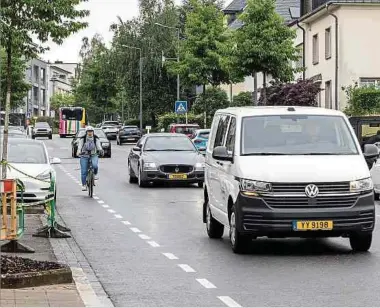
203;106;378;253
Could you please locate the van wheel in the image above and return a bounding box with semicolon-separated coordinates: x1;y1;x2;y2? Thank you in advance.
205;201;224;238
350;233;372;252
230;205;250;254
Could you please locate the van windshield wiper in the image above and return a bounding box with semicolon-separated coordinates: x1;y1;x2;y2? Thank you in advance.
299;152;348;155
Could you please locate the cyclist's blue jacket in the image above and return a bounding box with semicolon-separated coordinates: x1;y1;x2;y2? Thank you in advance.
77;134;103;157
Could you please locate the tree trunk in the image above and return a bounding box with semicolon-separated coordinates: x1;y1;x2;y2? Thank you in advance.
253;72;258;105
262;72;267;105
203;84;207;128
1;44;13;179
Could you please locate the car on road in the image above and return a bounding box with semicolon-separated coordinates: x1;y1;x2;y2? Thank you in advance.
4;138;61;203
117;126;142;145
71;128;111;158
101;121;120;140
204;106;378;253
128;133;205;187
32;122;52;139
191;129;210;154
169;123;200;137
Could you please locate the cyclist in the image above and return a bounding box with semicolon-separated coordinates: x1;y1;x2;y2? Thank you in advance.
77;126;104;191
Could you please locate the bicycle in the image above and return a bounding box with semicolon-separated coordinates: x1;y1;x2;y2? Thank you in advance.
80;151;98;198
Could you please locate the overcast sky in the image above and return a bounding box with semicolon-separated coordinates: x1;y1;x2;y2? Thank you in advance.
43;0;184;63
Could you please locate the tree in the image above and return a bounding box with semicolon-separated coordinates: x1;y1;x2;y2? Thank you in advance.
0;0;88;178
232;0;298;103
343;84;380;116
231;92;253;106
0;49;30;109
50;93;76;113
258;79;322;106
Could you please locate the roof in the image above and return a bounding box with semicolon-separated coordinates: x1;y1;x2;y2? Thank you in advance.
145;133;189;137
216;106;345;117
50;65;72;74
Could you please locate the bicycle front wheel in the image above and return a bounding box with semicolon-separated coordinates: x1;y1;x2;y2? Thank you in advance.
87;170;94;197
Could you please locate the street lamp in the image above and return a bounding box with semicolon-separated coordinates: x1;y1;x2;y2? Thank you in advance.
121;45;143;132
154;22;180;103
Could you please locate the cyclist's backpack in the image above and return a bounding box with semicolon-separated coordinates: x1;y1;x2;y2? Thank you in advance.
80;134;99;152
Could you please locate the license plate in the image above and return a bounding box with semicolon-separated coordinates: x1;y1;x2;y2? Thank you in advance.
168;174;187;180
127;138;135;141
293;220;333;231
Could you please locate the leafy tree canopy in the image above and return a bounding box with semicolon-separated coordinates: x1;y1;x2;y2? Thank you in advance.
231;91;253;107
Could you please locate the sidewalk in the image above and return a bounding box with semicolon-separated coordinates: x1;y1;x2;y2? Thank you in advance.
1;214;85;307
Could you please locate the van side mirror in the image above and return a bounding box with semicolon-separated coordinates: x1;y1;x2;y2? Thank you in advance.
133;146;141;152
212;146;232;161
364;144;379;159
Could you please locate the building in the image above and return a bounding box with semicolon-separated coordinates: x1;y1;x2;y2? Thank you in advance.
294;0;380;110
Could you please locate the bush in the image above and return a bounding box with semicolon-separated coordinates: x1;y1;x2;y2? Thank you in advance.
124;118;140;126
157;112;204;130
231;92;253;106
343;84;380;116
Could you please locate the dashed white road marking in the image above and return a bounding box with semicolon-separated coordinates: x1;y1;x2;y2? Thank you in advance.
121;221;131;225
97;200;104;204
196;279;216;289
147;241;160;247
162;253;178;260
178;264;196;273
217;296;241;307
138;234;151;240
102;204;109;208
93;196;99;200
114;214;123;219
130;227;141;233
107;209;116;213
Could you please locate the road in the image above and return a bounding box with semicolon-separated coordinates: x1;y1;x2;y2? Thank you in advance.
43;135;380;307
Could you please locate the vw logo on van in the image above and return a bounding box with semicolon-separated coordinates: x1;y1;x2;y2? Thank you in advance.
305;184;319;198
175;167;179;173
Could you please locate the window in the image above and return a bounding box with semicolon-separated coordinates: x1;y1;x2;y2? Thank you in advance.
40;68;46;83
40;89;46;106
296;43;303;69
316;91;321;107
325;28;331;59
213;115;230;148
360;78;380;88
33;66;39;83
32;86;38;104
325;81;332;109
312;34;319;64
225;117;236;153
208;115;220;150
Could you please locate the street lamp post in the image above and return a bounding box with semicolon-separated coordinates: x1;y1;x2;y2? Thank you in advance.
122;45;143;132
154;23;184;122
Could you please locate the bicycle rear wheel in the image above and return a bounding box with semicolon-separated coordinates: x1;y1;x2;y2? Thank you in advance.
87;170;94;197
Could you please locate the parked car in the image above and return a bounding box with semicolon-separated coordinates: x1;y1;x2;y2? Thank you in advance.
191;129;210;154
4;138;61;203
117;126;142;145
71;128;111;158
204;106;377;253
32;122;52;139
169;124;200;137
128;133;205;187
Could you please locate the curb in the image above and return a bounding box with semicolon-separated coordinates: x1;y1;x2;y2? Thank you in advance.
1;267;73;289
7;205;45;214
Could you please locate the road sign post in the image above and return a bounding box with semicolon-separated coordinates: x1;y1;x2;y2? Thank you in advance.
175;101;188;124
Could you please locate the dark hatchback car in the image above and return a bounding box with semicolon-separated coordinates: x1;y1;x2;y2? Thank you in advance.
117;126;142;145
128;133;205;187
32;122;52;139
71;128;111;158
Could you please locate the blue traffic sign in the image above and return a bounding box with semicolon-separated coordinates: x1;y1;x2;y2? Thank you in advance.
175;101;188;114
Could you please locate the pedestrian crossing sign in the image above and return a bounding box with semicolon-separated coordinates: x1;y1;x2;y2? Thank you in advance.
175;101;188;114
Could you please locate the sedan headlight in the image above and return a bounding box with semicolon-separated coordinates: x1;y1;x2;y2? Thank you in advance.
350;177;373;192
36;170;51;181
240;179;271;196
195;162;205;171
143;162;157;171
101;142;110;148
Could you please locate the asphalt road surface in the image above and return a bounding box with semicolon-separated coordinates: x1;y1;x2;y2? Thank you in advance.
43;135;380;307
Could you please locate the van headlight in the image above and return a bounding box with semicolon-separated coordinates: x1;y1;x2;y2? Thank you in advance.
143;162;157;171
240;179;271;195
350;177;373;192
36;170;51;181
195;162;205;171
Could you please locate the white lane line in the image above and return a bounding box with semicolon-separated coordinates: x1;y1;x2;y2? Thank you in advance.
93;196;99;200
102;204;109;208
138;234;151;240
147;241;160;247
121;221;131;225
178;264;195;273
114;214;123;219
97;200;104;204
162;253;178;260
130;227;141;233
217;296;241;307
107;209;116;213
196;279;216;289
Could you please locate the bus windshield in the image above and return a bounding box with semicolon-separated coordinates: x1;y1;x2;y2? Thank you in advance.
61;108;83;121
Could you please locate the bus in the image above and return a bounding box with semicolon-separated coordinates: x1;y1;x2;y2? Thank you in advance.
59;107;87;137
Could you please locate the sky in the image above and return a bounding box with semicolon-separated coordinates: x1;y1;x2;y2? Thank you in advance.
43;0;183;64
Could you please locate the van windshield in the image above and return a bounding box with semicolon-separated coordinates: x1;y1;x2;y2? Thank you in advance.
241;115;358;155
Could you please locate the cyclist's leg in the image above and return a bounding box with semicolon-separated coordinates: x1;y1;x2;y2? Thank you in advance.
92;155;99;179
80;157;89;189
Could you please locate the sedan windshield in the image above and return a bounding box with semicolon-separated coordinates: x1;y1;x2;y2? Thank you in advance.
175;126;199;134
35;122;50;128
94;129;107;138
144;136;196;151
7;142;47;164
241;115;358;155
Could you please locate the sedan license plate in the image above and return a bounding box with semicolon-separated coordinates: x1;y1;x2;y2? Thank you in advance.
293;220;333;231
127;138;135;141
168;173;187;180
